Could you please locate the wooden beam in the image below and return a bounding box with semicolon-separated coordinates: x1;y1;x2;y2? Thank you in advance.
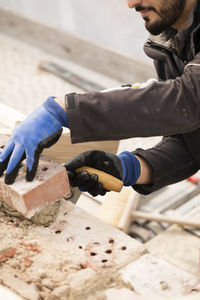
0;8;155;83
0;102;119;163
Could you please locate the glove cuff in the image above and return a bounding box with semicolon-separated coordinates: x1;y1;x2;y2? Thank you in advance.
118;151;141;186
43;96;69;127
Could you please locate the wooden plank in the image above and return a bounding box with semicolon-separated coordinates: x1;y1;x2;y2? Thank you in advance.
0;8;155;83
0;103;25;129
131;210;200;229
43;129;119;163
98;187;133;228
117;191;140;233
0;103;119;164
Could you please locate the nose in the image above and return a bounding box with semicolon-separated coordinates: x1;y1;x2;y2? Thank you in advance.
126;0;142;9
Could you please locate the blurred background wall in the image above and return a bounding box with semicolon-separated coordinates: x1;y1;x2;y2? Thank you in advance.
0;0;151;64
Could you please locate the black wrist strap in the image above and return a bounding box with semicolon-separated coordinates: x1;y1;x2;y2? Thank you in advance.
64;93;76;111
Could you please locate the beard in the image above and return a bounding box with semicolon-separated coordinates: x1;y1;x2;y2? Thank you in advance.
136;0;186;35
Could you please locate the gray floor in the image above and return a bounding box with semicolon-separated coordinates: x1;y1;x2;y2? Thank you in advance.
0;0;151;64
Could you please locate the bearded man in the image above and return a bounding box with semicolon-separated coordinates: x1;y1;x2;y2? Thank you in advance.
0;0;200;198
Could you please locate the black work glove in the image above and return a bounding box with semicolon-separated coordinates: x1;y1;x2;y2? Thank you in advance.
64;150;123;197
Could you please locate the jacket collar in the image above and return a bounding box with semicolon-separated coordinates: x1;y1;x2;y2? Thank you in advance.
148;0;200;59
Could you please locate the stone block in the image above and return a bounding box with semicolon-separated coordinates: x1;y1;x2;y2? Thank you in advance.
146;225;200;278
120;253;200;297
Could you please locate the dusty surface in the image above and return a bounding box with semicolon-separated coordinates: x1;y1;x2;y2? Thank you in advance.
0;200;60;227
0;200;145;300
0;200;200;300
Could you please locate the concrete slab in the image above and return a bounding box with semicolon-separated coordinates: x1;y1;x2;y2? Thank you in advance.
120;254;200;298
104;288;200;300
146;225;200;278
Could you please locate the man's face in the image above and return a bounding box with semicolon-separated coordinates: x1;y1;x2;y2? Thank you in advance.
127;0;186;35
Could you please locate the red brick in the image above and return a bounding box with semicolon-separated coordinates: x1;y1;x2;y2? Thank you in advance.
0;134;71;218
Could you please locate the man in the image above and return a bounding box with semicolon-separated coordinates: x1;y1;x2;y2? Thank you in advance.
0;0;200;197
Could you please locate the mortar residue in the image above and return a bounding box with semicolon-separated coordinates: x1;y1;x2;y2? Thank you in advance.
0;200;60;226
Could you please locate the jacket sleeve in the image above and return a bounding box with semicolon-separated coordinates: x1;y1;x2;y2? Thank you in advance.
131;135;199;195
66;52;200;143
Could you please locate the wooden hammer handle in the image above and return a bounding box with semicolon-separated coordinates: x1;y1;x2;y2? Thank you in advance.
131;211;200;229
75;166;123;192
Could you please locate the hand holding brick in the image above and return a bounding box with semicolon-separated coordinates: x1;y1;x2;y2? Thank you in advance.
0;134;71;218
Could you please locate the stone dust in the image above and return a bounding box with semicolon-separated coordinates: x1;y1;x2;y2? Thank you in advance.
0;202;133;300
0;200;60;226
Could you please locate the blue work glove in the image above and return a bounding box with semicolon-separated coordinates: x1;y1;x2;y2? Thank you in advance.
0;96;68;184
65;150;141;197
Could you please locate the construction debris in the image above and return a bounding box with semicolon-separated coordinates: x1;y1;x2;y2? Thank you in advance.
0;200;146;300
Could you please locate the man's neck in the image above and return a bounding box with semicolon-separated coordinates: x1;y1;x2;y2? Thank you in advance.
172;0;196;31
